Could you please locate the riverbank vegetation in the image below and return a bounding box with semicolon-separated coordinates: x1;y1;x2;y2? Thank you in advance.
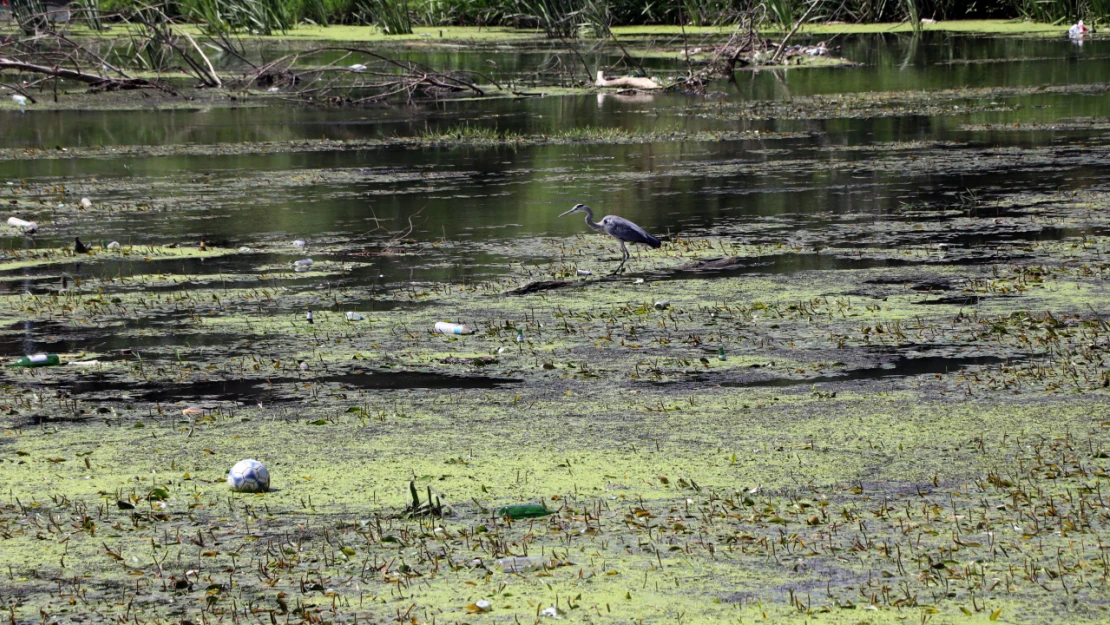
5;0;1110;39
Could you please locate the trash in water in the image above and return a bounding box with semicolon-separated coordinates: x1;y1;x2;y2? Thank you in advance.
80;198;93;209
435;322;474;335
6;217;38;233
293;258;313;267
497;503;555;519
654;300;670;310
633;278;645;284
7;354;60;367
576;269;591;276
292;239;306;248
107;241;120;249
345;312;366;321
495;556;544;573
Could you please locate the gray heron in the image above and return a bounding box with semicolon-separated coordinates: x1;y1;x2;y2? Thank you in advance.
559;203;661;274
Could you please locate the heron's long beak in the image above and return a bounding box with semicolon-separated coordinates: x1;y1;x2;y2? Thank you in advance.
558;208;576;217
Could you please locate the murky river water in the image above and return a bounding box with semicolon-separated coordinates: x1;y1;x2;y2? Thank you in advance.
1;31;1109;365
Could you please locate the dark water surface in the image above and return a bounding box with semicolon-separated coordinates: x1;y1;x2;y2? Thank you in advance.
2;32;1109;366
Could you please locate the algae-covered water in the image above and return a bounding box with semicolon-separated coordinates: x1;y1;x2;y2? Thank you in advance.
1;30;1110;624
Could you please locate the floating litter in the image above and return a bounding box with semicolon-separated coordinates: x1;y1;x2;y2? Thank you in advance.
435;322;473;335
227;459;270;493
6;217;37;232
496;556;544;573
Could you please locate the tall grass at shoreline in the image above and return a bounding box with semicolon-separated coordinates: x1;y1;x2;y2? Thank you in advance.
40;0;1110;34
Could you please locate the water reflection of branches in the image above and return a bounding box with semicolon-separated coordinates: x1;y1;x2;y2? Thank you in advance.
351;207;428;257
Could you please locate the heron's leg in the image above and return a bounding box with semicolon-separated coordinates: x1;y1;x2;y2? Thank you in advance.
613;241;629;274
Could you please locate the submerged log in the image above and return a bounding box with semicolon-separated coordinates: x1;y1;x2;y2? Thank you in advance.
503;280;573;295
679;257;745;271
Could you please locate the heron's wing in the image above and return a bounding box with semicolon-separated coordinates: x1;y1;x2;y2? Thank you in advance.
602;216;661;248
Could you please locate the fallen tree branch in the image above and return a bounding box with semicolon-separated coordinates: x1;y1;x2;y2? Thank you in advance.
0;58;170;92
769;0;821;65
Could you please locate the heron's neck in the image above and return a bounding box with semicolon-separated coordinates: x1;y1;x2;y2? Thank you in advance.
580;207;604;233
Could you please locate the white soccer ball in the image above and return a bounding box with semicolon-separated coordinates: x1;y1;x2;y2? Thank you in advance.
227;459;270;493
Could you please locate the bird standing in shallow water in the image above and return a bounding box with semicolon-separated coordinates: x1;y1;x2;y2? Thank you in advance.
73;238;89;254
559;203;661;274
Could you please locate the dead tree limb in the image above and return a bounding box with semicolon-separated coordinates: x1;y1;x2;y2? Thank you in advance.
0;58;169;92
769;0;822;65
242;46;492;102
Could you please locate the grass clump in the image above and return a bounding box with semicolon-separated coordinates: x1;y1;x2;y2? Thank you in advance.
421;123;524;143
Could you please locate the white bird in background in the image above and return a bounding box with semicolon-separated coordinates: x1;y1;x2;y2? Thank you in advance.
1068;20;1089;39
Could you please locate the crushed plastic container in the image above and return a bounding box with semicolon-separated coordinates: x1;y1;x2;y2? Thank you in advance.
7;217;37;232
435;322;473;335
345;312;366;321
496;556;544;573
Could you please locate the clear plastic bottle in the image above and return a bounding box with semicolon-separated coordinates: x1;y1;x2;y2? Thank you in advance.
345;312;366;321
495;556;544;573
435;322;473;335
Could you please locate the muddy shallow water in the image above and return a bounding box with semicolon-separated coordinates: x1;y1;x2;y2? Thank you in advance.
2;30;1110;625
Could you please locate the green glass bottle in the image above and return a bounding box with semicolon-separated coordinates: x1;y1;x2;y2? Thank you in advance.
497;504;555;520
717;347;726;361
8;354;61;367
